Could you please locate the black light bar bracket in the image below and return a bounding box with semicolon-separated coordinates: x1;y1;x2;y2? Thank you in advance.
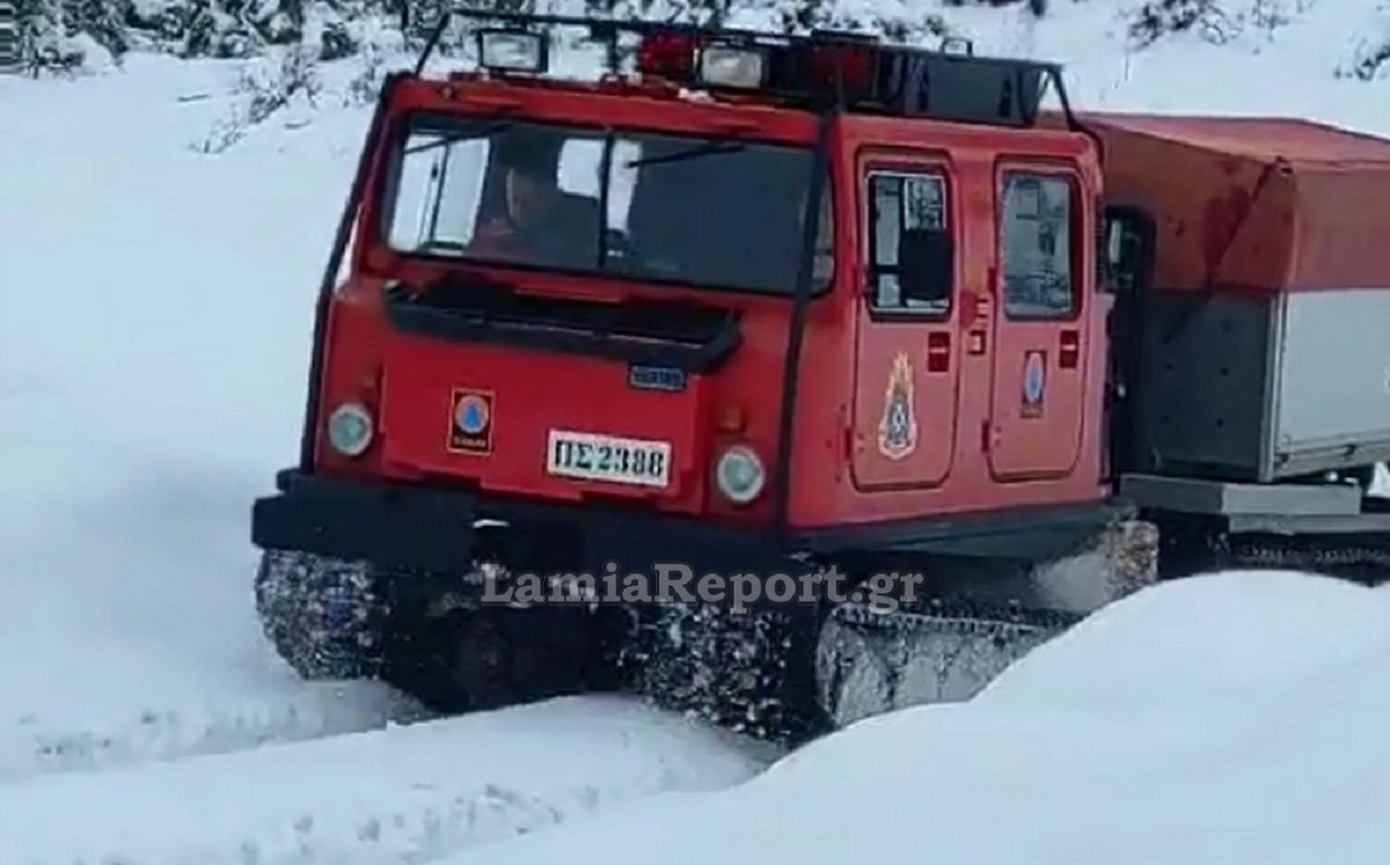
408;7;1080;131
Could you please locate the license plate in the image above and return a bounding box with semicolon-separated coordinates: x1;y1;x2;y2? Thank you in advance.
546;430;672;488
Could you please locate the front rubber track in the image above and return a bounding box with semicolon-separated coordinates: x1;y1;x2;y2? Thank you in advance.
255;549;607;712
254;549;386;680
255;549;832;741
379;599;610;714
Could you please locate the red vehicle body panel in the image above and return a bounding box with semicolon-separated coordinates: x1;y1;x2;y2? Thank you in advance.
314;76;825;530
309;73;1111;537
824;115;1109;531
1082;112;1390;293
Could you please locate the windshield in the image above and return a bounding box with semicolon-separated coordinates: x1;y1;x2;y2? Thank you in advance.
380;115;832;294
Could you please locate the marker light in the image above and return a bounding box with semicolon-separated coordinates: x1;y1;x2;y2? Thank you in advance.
698;44;768;88
806;41;876;92
636;31;697;80
326;402;373;457
715;445;766;505
476;29;548;73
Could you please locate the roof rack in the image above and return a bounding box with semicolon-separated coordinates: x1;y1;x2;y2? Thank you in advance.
412;8;1080;130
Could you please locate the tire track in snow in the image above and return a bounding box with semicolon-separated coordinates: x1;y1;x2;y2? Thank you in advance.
0;681;431;783
0;695;773;865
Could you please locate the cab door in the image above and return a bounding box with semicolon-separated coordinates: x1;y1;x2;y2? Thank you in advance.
986;160;1092;481
850;150;961;491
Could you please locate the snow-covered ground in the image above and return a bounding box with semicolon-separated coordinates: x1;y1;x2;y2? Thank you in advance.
1;0;1388;863
1;696;770;865
0;59;421;782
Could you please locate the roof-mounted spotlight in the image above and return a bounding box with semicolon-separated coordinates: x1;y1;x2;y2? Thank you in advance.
940;36;974;57
476;28;549;74
697;43;770;89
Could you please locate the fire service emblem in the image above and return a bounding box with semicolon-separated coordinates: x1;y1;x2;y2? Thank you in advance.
877;352;918;459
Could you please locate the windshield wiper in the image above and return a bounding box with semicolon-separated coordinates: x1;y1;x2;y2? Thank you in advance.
625;138;746;169
404;120;515;157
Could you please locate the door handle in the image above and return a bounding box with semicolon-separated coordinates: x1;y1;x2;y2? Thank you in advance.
927;332;951;373
1059;329;1080;369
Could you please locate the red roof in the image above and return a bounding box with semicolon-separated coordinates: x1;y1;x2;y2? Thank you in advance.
1083;112;1390;292
1084;113;1390;166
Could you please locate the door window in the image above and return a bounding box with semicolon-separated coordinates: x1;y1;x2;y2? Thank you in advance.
866;169;953;317
999;172;1077;319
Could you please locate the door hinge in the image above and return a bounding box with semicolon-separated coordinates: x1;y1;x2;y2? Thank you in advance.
981;419;992;453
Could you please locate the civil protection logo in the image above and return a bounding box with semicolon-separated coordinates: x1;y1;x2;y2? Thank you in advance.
455;393;490;434
1022;350;1046;418
447;388;494;454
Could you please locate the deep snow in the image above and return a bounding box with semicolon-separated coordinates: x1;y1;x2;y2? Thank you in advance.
0;58;425;780
1;0;1388;863
437;573;1390;865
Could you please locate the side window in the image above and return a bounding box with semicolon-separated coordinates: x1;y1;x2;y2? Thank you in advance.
1000;172;1076;319
866;169;952;315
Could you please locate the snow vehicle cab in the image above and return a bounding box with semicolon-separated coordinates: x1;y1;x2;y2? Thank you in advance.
251;10;1390;741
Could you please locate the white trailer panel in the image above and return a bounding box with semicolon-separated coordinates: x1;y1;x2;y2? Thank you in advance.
1132;288;1390;481
1273;289;1390;460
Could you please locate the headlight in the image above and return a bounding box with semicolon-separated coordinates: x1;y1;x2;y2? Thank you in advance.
326;402;373;457
715;445;765;505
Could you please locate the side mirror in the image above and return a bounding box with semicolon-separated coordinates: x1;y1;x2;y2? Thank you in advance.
1100;207;1145;280
1104;217;1125;270
898;227;953;306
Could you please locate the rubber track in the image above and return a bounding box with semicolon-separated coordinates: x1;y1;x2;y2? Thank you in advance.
1225;539;1390;576
827;597;1081;644
826;536;1389;651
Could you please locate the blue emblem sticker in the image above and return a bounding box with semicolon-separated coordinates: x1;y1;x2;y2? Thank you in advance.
448;388;494;454
1022;351;1046;418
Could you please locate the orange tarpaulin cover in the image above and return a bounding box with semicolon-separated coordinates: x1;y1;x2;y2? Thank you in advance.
1082;112;1390;292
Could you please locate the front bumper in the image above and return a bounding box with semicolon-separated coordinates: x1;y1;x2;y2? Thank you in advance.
251;469;790;577
253;469;1123;581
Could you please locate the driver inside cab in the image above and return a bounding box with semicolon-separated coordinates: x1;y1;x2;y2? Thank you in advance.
473;133;598;269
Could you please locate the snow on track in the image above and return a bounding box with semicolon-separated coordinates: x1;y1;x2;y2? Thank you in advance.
0;695;775;865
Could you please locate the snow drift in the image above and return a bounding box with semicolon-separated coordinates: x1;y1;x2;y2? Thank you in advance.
434;572;1390;865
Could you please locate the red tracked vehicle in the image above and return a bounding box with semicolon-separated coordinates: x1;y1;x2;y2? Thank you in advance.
250;10;1390;740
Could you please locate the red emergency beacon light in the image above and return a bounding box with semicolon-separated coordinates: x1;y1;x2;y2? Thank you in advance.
635;30;698;81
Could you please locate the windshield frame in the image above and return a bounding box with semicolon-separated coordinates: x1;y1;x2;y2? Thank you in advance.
369;108;835;299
